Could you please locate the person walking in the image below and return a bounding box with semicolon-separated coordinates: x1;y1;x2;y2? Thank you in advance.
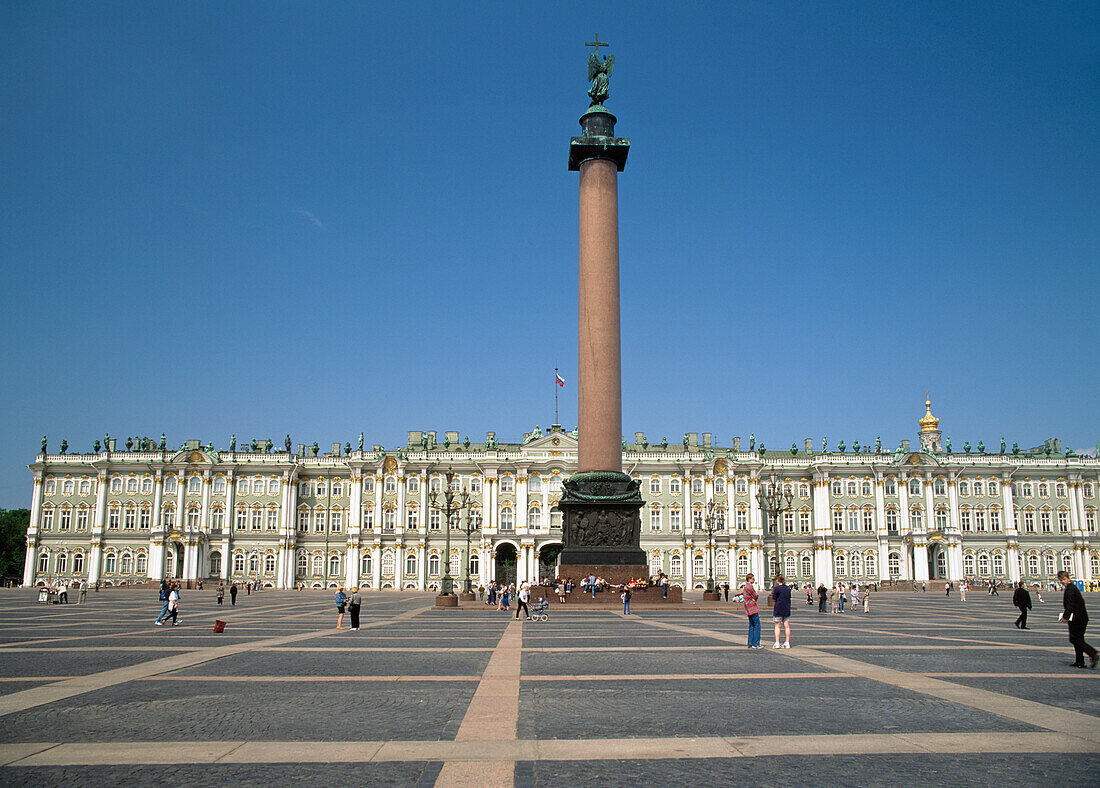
862;585;870;613
78;579;87;604
348;587;362;630
829;585;840;614
1013;581;1032;629
334;586;348;630
817;583;827;613
516;583;531;620
850;585;859;613
743;573;761;648
154;580;171;625
837;583;846;613
57;580;68;604
945;582;952;597
722;581;730;602
771;575;792;649
621;586;632;615
216;584;225;605
960;582;967;602
1057;571;1097;669
229;582;238;606
167;582;180;626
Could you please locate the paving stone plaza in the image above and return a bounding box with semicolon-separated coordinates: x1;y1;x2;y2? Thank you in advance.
0;588;1097;786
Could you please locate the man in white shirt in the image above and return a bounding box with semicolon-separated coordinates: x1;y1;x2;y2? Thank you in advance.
516;583;531;620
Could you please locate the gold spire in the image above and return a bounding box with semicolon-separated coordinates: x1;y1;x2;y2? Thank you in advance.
919;391;940;432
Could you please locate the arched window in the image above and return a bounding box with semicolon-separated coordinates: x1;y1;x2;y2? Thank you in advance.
993;553;1005;576
500;506;514;531
450;553;461;576
884;478;897;496
329;554;341;576
801;554;812;578
57;552;68;574
499;475;514;493
528;475;542;493
104;553;117;574
187;476;201;493
1061;553;1072;573
296;552;307;574
264;554;276;574
405;553;417;577
935;507;948;531
716;552;728;577
850;552;863;577
361;552;372;575
233;553;245;573
209;551;222;576
528;505;541;529
649;504;662;532
59;506;72;531
670;553;683;576
248;554;259;574
136;553;147;575
73;552;85;574
847;480;858;497
1092;553;1099;577
428;554;440;576
908;478;921;496
693;554;704;577
312;554;324;575
1026;554;1039;576
861;479;872;497
888;552;900;578
649;551;663;574
834;552;847;577
960;507;971;531
669;476;682;494
470;553;480;576
977;554;990;576
934;479;946;496
1057;509;1069;533
736;553;749;579
784;555;797;577
909;507;923;531
963;554;975;576
37;552;49;574
381;550;395;576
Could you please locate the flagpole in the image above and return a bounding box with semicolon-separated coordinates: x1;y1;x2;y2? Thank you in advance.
554;367;559;425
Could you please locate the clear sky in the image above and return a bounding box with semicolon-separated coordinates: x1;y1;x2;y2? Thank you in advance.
1;2;1097;508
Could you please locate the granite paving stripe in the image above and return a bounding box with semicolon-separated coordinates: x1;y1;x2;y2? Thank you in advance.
3;732;1095;767
0;605;433;717
145;675;484;682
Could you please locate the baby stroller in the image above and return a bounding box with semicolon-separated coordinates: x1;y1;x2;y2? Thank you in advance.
530;598;549;622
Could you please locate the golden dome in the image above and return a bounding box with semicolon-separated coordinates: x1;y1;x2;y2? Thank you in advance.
919;392;940;432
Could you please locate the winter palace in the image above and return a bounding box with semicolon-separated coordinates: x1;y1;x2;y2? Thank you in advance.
22;400;1099;590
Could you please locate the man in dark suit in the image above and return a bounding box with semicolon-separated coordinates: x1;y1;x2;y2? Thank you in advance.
1012;581;1032;629
1057;571;1097;669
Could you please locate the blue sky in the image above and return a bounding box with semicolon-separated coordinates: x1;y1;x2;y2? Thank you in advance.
1;2;1097;507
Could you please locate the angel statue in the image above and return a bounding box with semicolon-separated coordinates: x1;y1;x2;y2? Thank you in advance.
587;50;614;106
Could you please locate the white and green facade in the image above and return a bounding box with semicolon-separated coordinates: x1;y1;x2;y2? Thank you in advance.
23;407;1099;590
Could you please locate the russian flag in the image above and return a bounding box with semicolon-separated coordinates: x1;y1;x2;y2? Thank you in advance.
555;372;565;387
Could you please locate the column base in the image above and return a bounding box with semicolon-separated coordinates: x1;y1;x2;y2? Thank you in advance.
558;471;646;571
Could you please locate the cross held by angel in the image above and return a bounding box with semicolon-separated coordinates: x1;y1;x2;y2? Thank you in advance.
586;34;614;106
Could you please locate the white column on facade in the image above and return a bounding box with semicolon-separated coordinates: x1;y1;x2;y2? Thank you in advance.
516;474;528;536
223;471;236;583
1002;476;1021;581
812;476;832;586
1067;482;1086;578
23;475;43;585
371;542;382;589
87;472;109;585
148;474;165;579
874;476;890;581
935;473;959;582
418;541;427;590
346;471;362;589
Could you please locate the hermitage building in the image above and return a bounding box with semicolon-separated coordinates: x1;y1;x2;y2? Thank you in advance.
22;400;1099;590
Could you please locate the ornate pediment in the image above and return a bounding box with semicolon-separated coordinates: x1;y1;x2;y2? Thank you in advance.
899;452;940;467
523;430;578;452
170;448;219;465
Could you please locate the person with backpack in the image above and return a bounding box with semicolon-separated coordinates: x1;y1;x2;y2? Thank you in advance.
154;580;171;625
621;586;632;615
771;574;792;649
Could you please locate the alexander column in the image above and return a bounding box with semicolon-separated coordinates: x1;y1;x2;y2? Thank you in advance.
558;36;647;582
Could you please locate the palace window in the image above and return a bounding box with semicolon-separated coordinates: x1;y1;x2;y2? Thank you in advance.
886;509;899;535
500;476;514;493
429;509;441;531
832;508;844;532
975;509;986;532
1038;482;1049;498
104;553;116;574
964;554;975;576
126;476;138;493
885;478;897;496
384;476;396;494
110;477;122;493
123;508;136;530
162;507;175;529
863;508;874;532
269;478;281;495
670;477;682;495
714;477;725;495
528;506;541;529
406;507;419;530
209;508;221;532
500;506;514;531
834;553;847;577
1086;509;1096;533
267;508;279;531
1040;509;1052;534
45;479;57;495
311;554;323;575
785;555;797;577
361;553;372;575
670;554;683;576
989;508;1001;531
993;554;1005;576
784;511;795;534
1026;554;1039;576
407;475;421;494
164;476;177;494
314;510;326;533
529;476;542;493
329;554;341;576
973;480;984;496
935;507;948;531
381;550;395;576
1084;483;1094;498
650;505;662;532
73;552;85;573
37;552;49;574
850;552;863;576
934;479;946;496
735;477;747;494
299;481;310;496
1055;482;1066;498
362;507;374;530
59;507;71;531
692;476;704;494
737;553;749;579
908;479;922;496
1045;554;1056;575
716;552;728;577
298;509;309;532
187;476;201;494
316;479;328;497
79;479;90;496
846;481;858;497
909;507;924;530
471;476;483;493
847;509;859;532
649;551;663;574
669;507;682;532
832;480;843;496
107;508;119;530
650;477;661;495
1024;510;1035;533
264;554;276;574
428;554;440;576
363;476;375;494
736;506;748;532
988;479;999;495
799;482;810;498
213;477;225;494
693;508;703;529
76;507;89;530
862;479;872;497
1058;509;1069;533
960;508;971;532
888;552;900;578
800;510;811;534
405;553;417;577
238;478;250;495
801;555;812;577
959;480;970;496
383;509;396;531
1061;553;1072;573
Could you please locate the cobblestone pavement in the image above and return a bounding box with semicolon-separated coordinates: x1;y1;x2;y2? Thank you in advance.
0;588;1097;786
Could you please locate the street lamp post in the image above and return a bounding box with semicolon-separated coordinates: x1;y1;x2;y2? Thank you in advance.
756;474;793;586
463;508;482;596
702;500;718;599
429;468;471;600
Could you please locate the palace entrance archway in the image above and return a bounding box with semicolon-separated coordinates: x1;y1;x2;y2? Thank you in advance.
495;542;517;585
